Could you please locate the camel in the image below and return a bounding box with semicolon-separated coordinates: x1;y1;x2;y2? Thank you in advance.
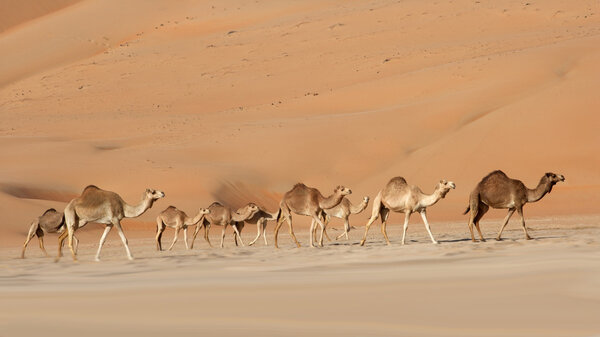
320;196;370;240
234;207;280;246
57;185;165;261
21;208;79;258
155;206;210;251
189;202;259;248
274;183;352;248
360;177;455;246
464;170;565;242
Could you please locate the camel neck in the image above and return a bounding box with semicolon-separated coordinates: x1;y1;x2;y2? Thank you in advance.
350;199;369;214
320;193;343;209
123;195;153;218
232;207;252;222
186;211;206;226
419;189;444;208
527;178;551;203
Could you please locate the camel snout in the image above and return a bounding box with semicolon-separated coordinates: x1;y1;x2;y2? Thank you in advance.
559;175;565;182
449;182;456;189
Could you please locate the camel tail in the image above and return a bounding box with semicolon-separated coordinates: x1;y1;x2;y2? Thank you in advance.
463;207;470;215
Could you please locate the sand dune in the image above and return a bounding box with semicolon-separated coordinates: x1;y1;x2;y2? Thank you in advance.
1;0;599;336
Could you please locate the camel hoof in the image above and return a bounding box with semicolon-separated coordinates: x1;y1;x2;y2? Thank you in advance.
480;239;487;242
359;240;366;246
495;237;503;241
526;236;533;240
127;256;134;261
94;257;101;262
432;241;439;245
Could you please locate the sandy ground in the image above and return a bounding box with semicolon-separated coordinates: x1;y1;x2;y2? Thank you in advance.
1;0;600;336
2;215;600;336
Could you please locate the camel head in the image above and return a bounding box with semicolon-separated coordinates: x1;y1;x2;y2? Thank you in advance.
436;180;456;198
247;203;259;212
363;196;370;202
199;208;210;215
543;172;565;193
145;188;166;201
334;185;352;196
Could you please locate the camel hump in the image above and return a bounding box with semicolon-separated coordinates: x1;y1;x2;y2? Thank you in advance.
166;205;177;210
83;185;101;192
292;183;308;189
485;170;507;179
209;201;223;207
42;208;57;215
388;176;408;185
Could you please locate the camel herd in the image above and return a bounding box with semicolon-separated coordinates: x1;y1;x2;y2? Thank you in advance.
20;170;565;262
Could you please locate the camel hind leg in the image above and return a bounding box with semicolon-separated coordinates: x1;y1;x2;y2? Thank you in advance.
155;217;166;251
473;202;488;242
360;191;383;246
466;193;481;242
167;226;181;251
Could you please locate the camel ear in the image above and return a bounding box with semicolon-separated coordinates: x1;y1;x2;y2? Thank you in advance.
146;188;152;194
545;172;554;178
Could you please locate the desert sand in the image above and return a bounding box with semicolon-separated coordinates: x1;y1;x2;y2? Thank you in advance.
1;0;599;336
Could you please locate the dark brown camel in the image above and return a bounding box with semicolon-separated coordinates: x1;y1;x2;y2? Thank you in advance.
464;170;565;242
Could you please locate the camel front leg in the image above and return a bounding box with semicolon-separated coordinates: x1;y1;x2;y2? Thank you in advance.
95;225;113;261
183;227;189;249
496;208;515;241
313;214;327;247
204;224;213;247
335;217;350;240
113;220;133;260
261;220;268;246
232;223;245;246
67;222;79;262
220;225;226;248
248;220;262;246
419;210;439;244
156;218;166;251
56;230;68;259
360;192;383;246
380;208;391;245
38;235;49;257
401;212;410;245
167;227;181;251
309;218;317;247
20;222;38;258
190;223;202;249
274;217;284;249
517;207;532;240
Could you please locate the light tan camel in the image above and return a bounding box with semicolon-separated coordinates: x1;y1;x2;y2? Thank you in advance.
57;185;165;261
155;206;210;251
234;207;280;246
360;177;455;246
274;183;352;248
464;170;565;242
189;202;259;248
320;196;370;240
21;208;79;258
